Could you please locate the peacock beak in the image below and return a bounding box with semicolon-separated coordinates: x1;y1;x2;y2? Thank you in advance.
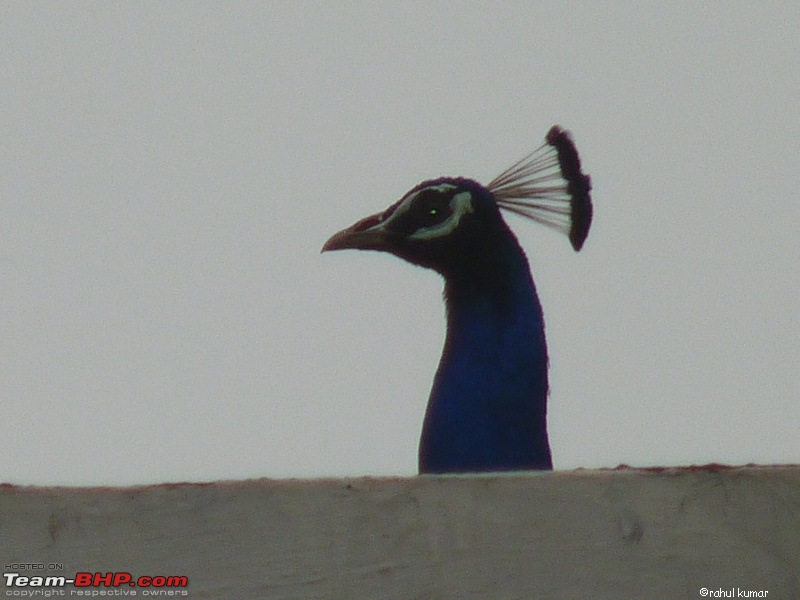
322;211;395;252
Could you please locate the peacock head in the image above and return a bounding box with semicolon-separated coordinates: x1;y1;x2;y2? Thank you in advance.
322;126;592;274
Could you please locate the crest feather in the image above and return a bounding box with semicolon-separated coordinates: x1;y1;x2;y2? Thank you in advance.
488;126;593;251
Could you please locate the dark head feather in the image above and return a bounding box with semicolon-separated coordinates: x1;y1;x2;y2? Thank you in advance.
488;125;592;251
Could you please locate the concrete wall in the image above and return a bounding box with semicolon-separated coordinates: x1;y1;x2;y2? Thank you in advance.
2;466;798;599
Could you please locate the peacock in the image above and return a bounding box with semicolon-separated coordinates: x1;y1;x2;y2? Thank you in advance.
323;126;592;474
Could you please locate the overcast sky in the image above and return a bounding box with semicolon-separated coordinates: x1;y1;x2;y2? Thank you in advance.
2;3;798;486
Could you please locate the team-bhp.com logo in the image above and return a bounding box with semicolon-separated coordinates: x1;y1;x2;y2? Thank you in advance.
4;571;188;592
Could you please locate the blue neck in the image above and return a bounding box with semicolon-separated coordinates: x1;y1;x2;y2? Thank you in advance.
418;241;552;473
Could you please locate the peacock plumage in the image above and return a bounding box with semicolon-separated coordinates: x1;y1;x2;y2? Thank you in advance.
323;126;592;473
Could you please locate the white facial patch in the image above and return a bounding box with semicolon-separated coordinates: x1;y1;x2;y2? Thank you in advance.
408;190;474;241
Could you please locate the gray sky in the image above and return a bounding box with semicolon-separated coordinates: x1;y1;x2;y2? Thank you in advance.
2;3;798;486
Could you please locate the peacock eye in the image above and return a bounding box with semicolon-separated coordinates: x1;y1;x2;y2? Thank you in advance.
381;183;463;237
421;200;450;225
411;189;453;226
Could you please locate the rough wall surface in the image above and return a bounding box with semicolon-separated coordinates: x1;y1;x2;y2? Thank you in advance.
2;466;798;599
